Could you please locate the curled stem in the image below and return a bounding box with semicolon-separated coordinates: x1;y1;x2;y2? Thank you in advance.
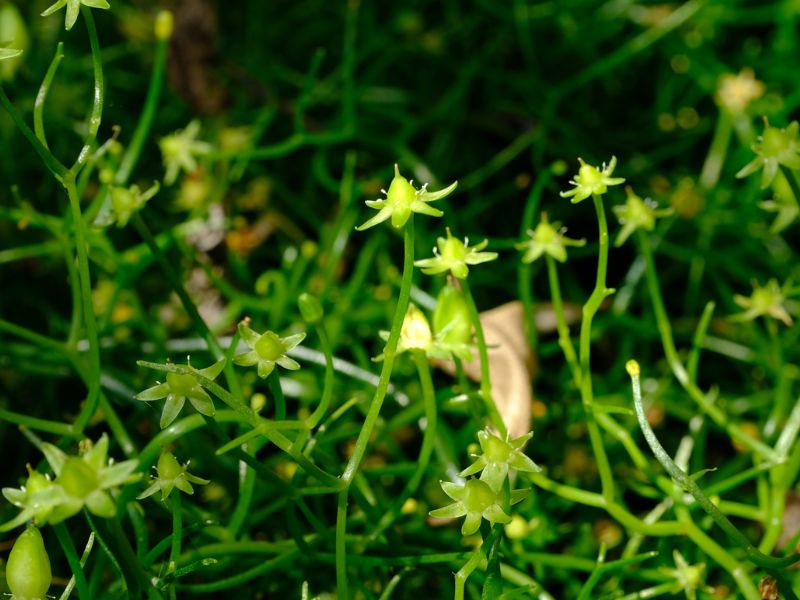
35;42;64;151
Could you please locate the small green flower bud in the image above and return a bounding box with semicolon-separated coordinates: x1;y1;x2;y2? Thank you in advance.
298;293;324;324
432;284;471;346
155;10;174;40
6;526;51;600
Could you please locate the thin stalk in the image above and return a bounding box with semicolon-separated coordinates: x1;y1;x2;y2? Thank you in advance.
579;193;616;500
34;42;64;150
267;370;286;421
698;109;733;190
368;349;438;540
304;323;334;430
636;231;780;461
627;360;800;569
546;253;581;387
115;27;169;184
72;7;104;172
59;532;95;600
66;177;101;434
461;278;507;436
54;523;91;599
169;493;182;577
454;527;501;600
0;85;68;179
336;218;416;599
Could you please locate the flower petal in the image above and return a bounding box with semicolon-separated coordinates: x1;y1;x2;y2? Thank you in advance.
197;358;226;380
40;0;67;17
420;180;457;202
233;351;259;367
282;332;306;350
440;481;467;501
41;443;67;476
429;502;466;519
160;394;186;429
86;490;116;518
174;477;194;495
461;511;483;535
101;459;140;488
187;388;215;417
276;355;301;370
238;323;261;348
136;481;162;500
83;434;109;471
257;360;275;379
355;207;392;231
483;504;511;524
135;382;170;401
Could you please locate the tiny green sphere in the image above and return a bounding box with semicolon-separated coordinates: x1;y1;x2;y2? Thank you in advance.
157;452;185;481
166;372;197;395
483;436;510;463
58;457;99;498
761;127;788;157
254;331;285;361
6;526;51;600
463;479;496;513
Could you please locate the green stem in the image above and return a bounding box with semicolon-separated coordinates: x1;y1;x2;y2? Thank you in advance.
0;85;68;179
698;109;733;190
636;231;780;461
517;169;553;350
336;218;416;599
454;527;501;600
115;30;169;184
267;370;286;421
72;7;104;173
580;194;616;500
546;254;581;387
34;41;64;150
461;278;507;436
169;493;182;578
54;522;91;599
66;177;101;434
304;323;334;430
58;532;95;600
627;360;800;569
368;350;438;540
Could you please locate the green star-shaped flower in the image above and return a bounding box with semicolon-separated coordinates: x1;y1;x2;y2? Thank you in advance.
159;120;212;185
1;467;63;532
736;120;800;189
0;46;22;61
459;429;541;492
136;358;226;428
429;478;528;536
3;437;139;528
95;181;159;228
41;0;110;31
731;279;794;326
661;550;714;600
234;323;305;379
515;213;586;263
414;228;497;279
612;187;673;247
355;164;457;231
560;156;625;203
138;452;209;501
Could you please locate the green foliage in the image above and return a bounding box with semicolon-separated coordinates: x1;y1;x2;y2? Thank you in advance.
1;1;800;598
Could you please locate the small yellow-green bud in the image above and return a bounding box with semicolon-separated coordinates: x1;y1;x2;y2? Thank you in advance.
6;526;51;600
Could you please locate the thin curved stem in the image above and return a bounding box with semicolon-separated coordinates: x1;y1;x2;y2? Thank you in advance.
336;218;416;599
627;360;800;570
72;7;104;173
461;278;506;436
35;41;64;151
546;253;581;387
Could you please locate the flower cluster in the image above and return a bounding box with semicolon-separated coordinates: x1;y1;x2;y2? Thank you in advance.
233;322;305;379
138;451;209;501
612;187;673;246
356;164;457;231
560;156;625;203
136;358;226;428
414;228;497;279
731;278;794;326
159;121;212;185
429;429;538;536
1;434;139;530
736;120;800;189
378;284;474;362
515;213;585;263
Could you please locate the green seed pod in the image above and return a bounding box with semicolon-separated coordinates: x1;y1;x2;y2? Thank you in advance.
298;293;324;324
6;526;51;600
432;284;471;345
